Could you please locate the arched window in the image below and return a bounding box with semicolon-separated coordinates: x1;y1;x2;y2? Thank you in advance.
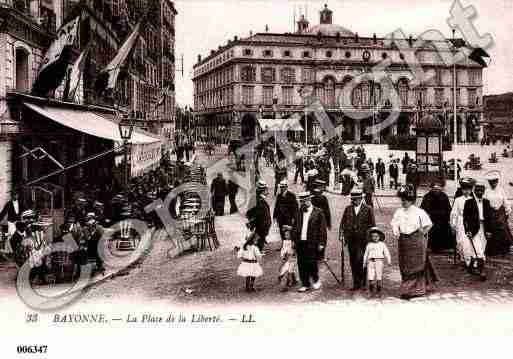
398;79;409;107
280;67;295;83
361;82;370;106
323;77;336;107
351;84;362;107
15;47;30;92
372;83;382;106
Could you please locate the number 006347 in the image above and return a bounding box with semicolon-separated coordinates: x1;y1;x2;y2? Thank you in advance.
16;345;48;354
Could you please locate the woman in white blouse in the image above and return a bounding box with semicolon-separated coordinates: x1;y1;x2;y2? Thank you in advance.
484;171;513;256
391;184;439;300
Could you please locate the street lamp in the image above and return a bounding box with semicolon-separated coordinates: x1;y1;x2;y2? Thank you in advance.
118;115;134;192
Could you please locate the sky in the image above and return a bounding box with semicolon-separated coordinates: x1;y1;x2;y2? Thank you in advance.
173;0;513;107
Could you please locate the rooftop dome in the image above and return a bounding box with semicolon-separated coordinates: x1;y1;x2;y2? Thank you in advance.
306;23;354;37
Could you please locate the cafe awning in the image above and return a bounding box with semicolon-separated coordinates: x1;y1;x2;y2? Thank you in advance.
257;118;303;132
24;102;161;144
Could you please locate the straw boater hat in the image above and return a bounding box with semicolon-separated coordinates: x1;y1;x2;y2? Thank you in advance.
485;170;501;182
350;189;363;198
367;227;385;241
86;212;97;224
474;179;487;189
397;184;416;201
297;191;312;201
279;179;288;187
360;163;370;172
460;177;475;189
282;225;293;232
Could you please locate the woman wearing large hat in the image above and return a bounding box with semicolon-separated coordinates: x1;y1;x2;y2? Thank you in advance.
483;171;513;256
391;184;438;299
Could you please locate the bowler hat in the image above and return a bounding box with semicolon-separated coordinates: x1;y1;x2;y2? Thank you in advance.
350;189;363;198
298;191;312;200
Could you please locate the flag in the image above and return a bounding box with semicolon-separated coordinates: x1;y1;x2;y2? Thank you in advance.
31;16;80;97
63;43;91;101
155;84;173;109
468;47;490;67
95;20;143;96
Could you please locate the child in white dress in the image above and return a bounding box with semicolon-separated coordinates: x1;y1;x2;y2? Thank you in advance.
236;218;263;292
278;225;297;291
363;227;391;298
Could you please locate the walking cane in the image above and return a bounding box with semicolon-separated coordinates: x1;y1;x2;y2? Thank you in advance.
322;258;342;286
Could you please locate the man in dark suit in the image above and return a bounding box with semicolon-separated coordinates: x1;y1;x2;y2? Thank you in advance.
294;151;305;184
0;189;23;240
339;189;376;290
463;181;492;280
246;181;271;252
376;158;386;189
311;180;331;230
389;159;399;189
273;180;298;242
295;191;328;292
210;172;227;216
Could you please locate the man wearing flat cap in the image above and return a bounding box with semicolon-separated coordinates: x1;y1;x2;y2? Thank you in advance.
294;191;328;292
339;189;376;290
273;180;298;243
311;180;331;230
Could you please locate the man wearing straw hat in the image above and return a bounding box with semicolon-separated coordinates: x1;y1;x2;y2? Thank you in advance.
295;191;327;292
339;189;376;290
246;180;271;252
273;180;298;243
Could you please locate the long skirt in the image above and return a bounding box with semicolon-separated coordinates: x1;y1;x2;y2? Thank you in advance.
398;230;439;299
486;206;513;256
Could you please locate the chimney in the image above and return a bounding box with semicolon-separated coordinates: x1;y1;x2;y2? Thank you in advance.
355;32;359;43
234;35;238;41
373;33;377;44
198;54;202;62
408;35;413;47
210;50;215;55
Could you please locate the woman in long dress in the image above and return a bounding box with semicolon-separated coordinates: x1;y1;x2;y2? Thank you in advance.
484;171;513;256
391;184;438;300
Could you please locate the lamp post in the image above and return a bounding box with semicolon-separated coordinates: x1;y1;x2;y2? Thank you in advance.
118;115;134;192
272;94;279;157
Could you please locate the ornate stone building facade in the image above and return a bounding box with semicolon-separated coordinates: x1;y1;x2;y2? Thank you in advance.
0;0;177;204
192;4;484;145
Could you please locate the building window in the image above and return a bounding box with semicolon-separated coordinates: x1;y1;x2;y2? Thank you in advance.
399;53;405;60
261;67;276;83
415;87;428;106
361;82;370;106
373;83;382;105
262;86;274;105
469;69;480;86
263;49;273;57
15;48;30;92
242;85;254;105
281;67;295;83
468;88;477;107
450;88;461;106
303;51;311;58
434;69;443;86
282;86;293;105
302;67;314;82
435;88;444;106
326;50;332;58
345;51;351;59
323;77;336;107
240;65;256;82
398;79;409;106
351;85;362;107
381;52;388;59
283;50;292;57
243;49;253;56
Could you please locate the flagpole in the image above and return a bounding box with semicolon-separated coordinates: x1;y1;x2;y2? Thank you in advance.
453;29;458;184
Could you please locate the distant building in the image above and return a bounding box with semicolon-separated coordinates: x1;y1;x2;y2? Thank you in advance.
483;92;513;141
192;4;485;145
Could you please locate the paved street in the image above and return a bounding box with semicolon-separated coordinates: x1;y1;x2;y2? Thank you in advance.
78;146;513;306
3;145;513;307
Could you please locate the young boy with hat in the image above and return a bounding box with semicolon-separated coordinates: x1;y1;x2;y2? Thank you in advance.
363;227;391;298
